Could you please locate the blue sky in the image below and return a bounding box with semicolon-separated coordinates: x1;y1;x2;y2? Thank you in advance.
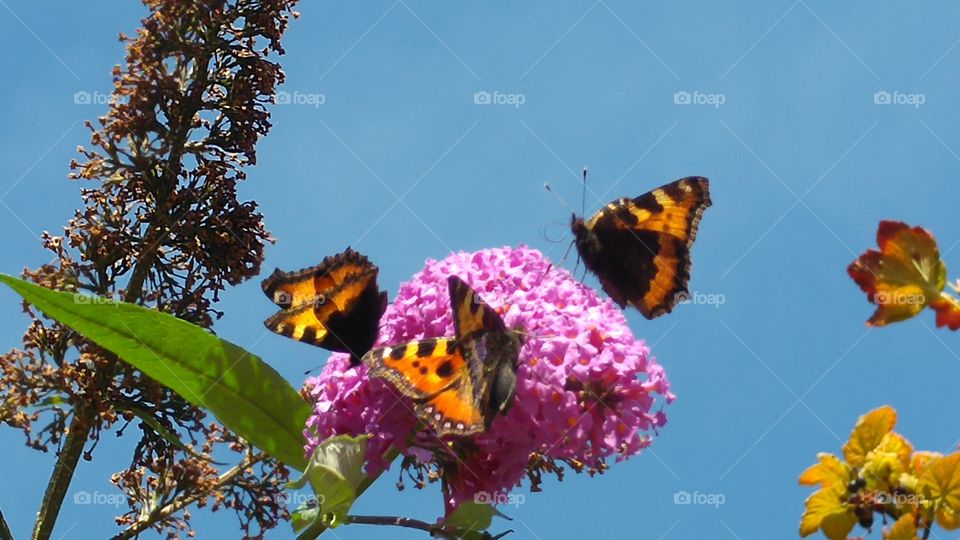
2;1;960;538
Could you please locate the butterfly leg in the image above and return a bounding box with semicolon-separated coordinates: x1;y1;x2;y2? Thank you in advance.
533;239;576;289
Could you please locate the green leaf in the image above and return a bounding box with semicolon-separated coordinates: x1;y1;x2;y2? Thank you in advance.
445;501;497;531
443;501;511;540
0;274;310;470
291;506;321;534
122;405;190;452
294;519;326;540
288;434;368;528
119;404;220;463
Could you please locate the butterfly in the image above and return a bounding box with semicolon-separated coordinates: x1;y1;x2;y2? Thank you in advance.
363;276;521;437
571;176;711;319
261;248;387;366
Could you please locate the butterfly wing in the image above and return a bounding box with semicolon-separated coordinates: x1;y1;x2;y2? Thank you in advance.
448;275;507;338
364;277;522;437
447;276;520;429
364;338;466;398
411;332;521;436
573;176;711;318
262;247;371;308
261;248;387;364
416;380;487;436
363;338;486;436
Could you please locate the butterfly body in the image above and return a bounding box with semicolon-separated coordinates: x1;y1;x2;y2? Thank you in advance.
459;328;521;420
261;248;387;365
571;177;711;319
363;276;521;437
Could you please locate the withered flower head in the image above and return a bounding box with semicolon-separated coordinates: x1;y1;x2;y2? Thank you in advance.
1;1;299;538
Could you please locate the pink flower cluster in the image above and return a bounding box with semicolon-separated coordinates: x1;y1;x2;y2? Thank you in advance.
303;246;673;510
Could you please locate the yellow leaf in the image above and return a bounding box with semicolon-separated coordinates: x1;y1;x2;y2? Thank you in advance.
911;451;943;476
883;515;919;540
898;472;919;495
863;432;914;491
937;508;960;530
800;484;855;538
844;406;897;468
800;453;852;488
919;452;960;530
821;510;858;540
899;452;941;499
881;432;913;468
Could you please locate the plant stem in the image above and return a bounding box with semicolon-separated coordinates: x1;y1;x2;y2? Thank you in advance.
31;413;91;540
344;515;456;540
110;453;262;540
355;445;402;496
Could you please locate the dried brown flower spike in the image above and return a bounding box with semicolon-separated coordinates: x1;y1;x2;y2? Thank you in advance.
1;1;300;538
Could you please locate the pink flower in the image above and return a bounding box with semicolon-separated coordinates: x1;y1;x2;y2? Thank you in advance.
303;246;673;512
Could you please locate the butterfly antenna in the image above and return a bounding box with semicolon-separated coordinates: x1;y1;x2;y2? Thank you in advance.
534;182;577;289
581;167;588;217
544;182;573;212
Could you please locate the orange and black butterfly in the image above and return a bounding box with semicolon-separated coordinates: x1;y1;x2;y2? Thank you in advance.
261;248;387;366
363;276;521;437
571;176;711;319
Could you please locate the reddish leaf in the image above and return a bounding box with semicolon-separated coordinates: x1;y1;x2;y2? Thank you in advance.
930;295;960;330
848;221;946;326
